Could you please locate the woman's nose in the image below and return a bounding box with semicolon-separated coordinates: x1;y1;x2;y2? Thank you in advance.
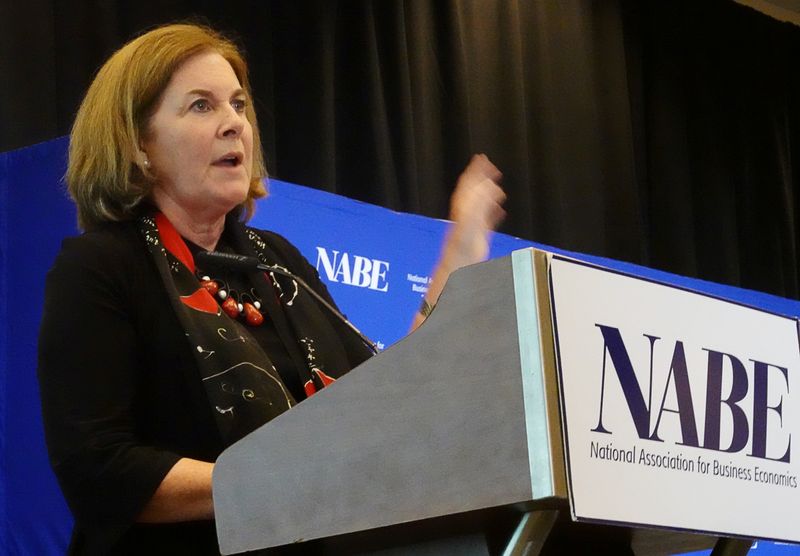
220;107;245;138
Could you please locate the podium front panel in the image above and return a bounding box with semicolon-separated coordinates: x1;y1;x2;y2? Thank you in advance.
550;255;800;543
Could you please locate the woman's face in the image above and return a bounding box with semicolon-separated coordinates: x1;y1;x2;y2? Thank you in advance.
143;50;254;221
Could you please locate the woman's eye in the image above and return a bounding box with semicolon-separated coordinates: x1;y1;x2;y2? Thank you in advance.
190;99;211;112
232;98;247;113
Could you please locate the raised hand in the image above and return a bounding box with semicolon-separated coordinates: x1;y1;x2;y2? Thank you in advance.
411;154;507;330
447;154;507;263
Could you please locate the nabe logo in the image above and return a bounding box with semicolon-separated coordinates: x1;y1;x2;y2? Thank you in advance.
592;324;792;463
315;247;389;292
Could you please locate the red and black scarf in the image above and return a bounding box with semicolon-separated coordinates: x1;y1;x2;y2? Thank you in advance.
139;212;372;445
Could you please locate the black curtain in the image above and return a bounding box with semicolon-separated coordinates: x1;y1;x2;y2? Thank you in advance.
626;1;800;297
2;0;798;298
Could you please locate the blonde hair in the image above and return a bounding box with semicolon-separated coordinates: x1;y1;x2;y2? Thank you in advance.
67;23;267;230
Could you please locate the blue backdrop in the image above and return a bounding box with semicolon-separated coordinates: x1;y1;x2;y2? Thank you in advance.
1;137;798;554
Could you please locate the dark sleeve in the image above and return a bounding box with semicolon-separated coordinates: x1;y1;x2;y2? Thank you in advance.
261;231;375;368
37;232;181;549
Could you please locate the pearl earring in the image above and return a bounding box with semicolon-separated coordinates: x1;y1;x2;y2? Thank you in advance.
143;157;151;169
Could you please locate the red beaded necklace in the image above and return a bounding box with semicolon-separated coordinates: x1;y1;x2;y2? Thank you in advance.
153;213;267;328
198;275;266;327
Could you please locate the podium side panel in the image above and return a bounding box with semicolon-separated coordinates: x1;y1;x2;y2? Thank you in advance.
214;255;539;554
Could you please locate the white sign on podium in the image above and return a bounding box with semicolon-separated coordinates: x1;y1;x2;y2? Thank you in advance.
549;255;800;542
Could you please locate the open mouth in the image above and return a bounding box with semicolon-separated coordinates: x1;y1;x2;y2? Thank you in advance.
213;153;243;167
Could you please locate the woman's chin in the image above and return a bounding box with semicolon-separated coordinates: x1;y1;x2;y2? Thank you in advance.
214;186;250;213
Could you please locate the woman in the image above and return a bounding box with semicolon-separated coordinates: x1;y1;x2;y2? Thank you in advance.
38;23;505;555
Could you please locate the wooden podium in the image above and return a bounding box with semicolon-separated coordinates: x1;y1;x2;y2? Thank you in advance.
213;249;792;555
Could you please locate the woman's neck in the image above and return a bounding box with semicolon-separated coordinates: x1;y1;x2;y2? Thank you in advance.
154;197;226;251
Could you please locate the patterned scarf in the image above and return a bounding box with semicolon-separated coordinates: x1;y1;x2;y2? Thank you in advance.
139;212;371;445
